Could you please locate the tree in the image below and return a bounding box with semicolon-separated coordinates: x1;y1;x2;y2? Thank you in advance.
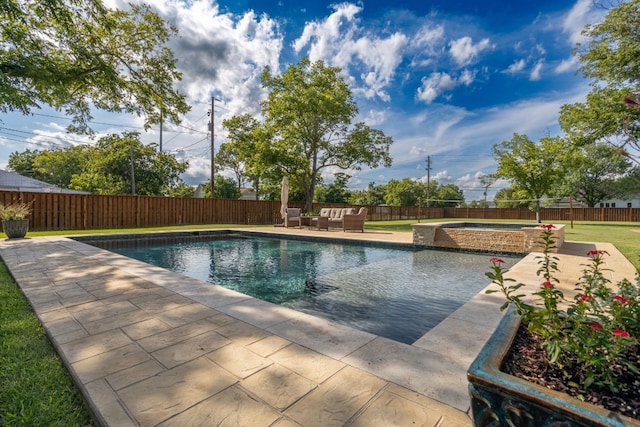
560;143;632;207
71;132;188;195
228;57;392;212
32;146;92;188
215;143;245;189
559;0;640;164
384;178;425;206
493;187;531;208
434;183;464;207
492;133;568;222
314;173;352;203
7;149;43;179
168;183;196;198
200;177;241;199
1;1;190;133
349;182;385;206
221;114;270;199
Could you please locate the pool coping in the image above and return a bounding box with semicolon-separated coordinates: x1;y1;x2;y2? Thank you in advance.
1;227;636;426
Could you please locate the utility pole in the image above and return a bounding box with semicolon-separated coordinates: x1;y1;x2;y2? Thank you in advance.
426;156;431;217
208;97;216;199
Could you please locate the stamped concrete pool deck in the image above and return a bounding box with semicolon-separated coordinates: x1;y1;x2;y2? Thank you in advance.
0;227;636;426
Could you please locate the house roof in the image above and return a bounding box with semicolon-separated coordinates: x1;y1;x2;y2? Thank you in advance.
0;169;90;194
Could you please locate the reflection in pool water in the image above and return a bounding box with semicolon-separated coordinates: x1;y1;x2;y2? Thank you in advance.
87;234;520;344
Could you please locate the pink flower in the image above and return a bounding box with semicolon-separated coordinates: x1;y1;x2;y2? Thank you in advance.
613;329;630;338
542;281;554;289
540;224;555;230
613;295;629;304
590;323;603;330
489;257;505;264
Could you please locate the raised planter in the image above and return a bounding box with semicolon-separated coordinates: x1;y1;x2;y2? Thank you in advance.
467;309;639;427
2;219;29;239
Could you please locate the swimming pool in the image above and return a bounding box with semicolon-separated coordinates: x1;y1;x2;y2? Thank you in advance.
83;232;520;344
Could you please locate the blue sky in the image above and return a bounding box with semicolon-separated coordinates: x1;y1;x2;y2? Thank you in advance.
0;0;605;201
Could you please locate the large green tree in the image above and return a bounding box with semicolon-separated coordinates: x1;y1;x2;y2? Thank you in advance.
559;0;640;164
223;58;393;212
8;132;188;195
349;182;385;206
314;173;352;203
560;143;633;207
221;114;270;199
70;132;187;195
492;133;568;222
200;176;241;199
1;1;190;133
433;183;464;207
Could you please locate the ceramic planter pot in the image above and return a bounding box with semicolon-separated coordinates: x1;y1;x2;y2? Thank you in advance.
467;309;639;427
2;219;29;239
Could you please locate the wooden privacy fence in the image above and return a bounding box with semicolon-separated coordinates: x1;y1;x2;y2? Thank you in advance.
1;191;638;231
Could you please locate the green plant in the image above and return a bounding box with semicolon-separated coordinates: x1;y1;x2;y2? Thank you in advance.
0;201;32;221
487;225;639;393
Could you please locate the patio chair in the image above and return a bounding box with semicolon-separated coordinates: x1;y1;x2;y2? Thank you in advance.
342;207;367;232
284;208;302;228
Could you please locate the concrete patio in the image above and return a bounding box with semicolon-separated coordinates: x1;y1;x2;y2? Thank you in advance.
0;227;636;426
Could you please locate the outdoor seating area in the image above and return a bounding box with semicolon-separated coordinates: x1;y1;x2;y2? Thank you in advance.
284;206;367;232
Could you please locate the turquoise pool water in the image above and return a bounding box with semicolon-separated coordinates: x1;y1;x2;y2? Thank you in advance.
87;233;519;344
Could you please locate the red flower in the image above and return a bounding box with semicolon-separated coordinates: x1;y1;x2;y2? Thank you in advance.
587;250;609;257
542;281;554;289
613;295;629;304
489;257;505;264
577;294;594;303
540;224;555;230
590;323;603;329
613;329;630;338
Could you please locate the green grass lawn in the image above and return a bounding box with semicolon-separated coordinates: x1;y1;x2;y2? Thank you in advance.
0;219;637;424
0;261;94;426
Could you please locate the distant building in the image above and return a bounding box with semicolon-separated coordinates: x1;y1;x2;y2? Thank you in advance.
239;187;258;200
0;169;90;194
550;195;640;208
598;195;640;208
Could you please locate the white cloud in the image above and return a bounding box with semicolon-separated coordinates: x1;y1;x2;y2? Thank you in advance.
562;0;601;45
410;22;445;51
505;59;526;74
555;56;578;73
449;36;494;67
293;3;407;102
416;72;456;103
415;70;474;104
530;60;544;81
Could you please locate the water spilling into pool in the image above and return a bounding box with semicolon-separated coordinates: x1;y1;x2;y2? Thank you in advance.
87;233;520;344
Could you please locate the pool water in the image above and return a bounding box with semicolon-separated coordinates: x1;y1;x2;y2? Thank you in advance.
90;234;519;344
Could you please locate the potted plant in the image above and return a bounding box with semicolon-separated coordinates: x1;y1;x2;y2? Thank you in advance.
468;225;639;426
0;200;32;239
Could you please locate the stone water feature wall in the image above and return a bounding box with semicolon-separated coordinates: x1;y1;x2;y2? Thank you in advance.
412;222;565;254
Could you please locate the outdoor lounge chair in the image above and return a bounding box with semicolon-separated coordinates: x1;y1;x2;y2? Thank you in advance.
284;208;301;228
319;207;356;229
342;207;367;232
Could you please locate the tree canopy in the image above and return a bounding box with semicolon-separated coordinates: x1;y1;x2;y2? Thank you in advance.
559;0;640;164
492;133;568;222
1;0;190;133
559;143;633;207
222;57;393;211
8;132;188;195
